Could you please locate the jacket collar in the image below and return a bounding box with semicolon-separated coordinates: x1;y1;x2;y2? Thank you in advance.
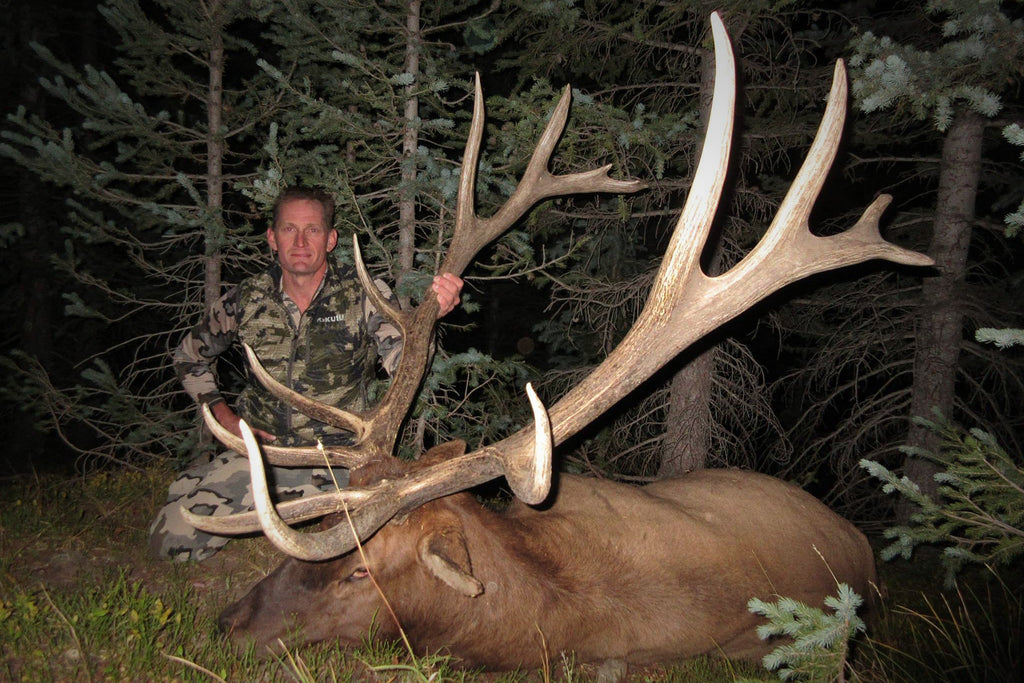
264;260;353;305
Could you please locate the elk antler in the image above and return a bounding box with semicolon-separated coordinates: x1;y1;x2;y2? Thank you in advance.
196;384;553;561
184;67;644;542
186;12;933;560
200;72;643;472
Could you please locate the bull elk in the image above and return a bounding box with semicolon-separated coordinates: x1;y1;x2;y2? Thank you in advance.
185;13;932;670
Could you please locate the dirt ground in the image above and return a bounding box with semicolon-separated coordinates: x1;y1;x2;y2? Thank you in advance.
0;467;280;628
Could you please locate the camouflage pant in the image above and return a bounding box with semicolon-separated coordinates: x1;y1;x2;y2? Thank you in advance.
148;452;349;562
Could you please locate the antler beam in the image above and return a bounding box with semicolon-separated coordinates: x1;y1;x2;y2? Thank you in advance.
184;383;553;556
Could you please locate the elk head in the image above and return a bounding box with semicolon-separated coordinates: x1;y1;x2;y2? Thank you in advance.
185;12;932;563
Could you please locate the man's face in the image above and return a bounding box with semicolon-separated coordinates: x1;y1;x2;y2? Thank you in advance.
267;198;338;278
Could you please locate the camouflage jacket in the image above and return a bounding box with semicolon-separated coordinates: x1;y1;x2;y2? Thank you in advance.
173;261;402;446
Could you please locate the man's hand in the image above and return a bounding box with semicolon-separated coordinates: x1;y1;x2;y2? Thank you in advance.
210;401;277;443
432;273;464;318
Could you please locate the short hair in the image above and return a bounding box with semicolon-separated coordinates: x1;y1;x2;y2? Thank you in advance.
271;186;336;230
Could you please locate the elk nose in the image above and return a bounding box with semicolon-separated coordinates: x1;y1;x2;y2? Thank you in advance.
217;611;235;633
217;601;249;635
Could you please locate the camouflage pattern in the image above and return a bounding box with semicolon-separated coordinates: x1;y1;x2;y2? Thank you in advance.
153;260;401;561
148;452;350;562
173;260;402;446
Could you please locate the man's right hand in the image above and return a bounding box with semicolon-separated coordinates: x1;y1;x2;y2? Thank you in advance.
210;401;278;442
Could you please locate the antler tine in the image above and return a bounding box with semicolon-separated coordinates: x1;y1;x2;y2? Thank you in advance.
200;403;366;468
717;59;934;295
645;12;735;312
240;344;369;442
186;384;553;557
540;14;933;445
351;234;408;326
443;73;647;276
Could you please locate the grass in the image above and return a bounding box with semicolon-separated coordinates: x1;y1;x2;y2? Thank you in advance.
10;466;1019;682
3;569;196;681
0;467;778;681
856;564;1024;683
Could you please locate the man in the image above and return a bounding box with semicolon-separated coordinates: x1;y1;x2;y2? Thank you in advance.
149;186;463;561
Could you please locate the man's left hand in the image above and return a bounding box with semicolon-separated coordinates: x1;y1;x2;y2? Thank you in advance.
432;273;463;318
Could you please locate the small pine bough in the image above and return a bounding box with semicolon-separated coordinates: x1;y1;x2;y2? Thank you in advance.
742;583;867;683
862;414;1024;586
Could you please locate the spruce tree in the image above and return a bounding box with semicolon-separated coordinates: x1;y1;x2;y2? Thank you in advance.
1;0;280;468
855;0;1024;498
862;417;1024;584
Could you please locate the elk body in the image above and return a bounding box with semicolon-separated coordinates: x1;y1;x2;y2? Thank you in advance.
187;14;932;670
218;468;875;668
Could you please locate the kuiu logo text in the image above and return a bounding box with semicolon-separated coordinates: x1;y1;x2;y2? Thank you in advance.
316;314;345;324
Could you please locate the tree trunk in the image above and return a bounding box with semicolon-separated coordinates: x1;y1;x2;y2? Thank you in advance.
659;27;721;478
903;111;983;497
661;350;717;475
204;0;225;313
199;0;226;445
401;0;424;452
397;0;422;309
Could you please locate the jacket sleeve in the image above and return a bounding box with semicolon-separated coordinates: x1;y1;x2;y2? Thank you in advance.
171;286;241;406
363;278;403;376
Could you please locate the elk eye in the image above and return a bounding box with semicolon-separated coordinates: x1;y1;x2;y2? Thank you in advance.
347;567;370;582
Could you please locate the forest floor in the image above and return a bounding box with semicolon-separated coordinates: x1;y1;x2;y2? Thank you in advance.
0;467;284;681
1;466;266;610
0;466;770;683
4;464;1020;682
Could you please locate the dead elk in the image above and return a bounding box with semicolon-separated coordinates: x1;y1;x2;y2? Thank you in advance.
186;13;932;671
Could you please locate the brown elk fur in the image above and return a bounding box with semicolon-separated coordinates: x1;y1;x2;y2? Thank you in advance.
219;468;876;669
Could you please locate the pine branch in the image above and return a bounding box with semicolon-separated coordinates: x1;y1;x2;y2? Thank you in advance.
861;414;1024;585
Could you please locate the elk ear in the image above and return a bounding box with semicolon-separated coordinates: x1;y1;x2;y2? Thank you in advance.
418;525;484;597
418;439;467;466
